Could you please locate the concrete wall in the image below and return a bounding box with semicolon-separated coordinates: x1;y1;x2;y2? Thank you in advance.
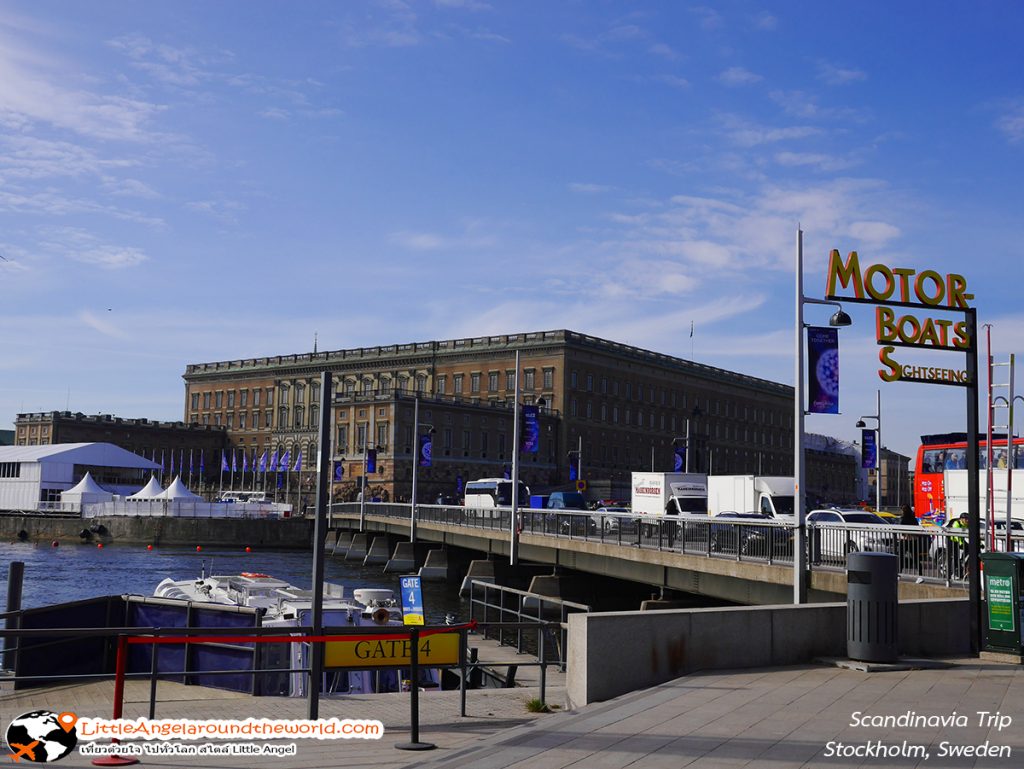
567;598;970;707
0;515;312;547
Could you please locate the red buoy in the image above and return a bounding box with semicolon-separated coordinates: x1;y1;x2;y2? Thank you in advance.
196;545;202;552
146;544;153;551
51;540;59;547
97;543;104;549
245;546;251;553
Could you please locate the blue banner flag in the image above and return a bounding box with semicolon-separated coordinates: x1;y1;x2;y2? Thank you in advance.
366;448;377;474
231;450;237;473
281;449;291;470
807;326;840;415
503;465;511;480
199;450;205;475
521;405;540;453
673;445;686;472
418;434;432;467
862;429;878;469
221;451;228;473
334;463;344;481
269;450;278;472
258;451;267;473
293;450;302;472
243;452;249;473
170;451;175;475
456;475;463;493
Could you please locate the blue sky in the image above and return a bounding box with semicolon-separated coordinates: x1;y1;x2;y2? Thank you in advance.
1;1;1022;460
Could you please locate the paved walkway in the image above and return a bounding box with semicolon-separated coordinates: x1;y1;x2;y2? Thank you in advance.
5;659;1024;768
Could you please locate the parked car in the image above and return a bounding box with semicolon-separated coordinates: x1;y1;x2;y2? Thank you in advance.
710;512;792;557
806;509;896;563
590;506;632;533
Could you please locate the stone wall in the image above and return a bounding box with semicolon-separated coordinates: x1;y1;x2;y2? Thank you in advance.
567;598;971;707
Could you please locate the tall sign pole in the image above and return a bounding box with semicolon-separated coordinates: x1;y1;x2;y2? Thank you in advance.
793;229;808;604
965;308;981;652
510;350;521;566
308;370;332;719
410;395;419;543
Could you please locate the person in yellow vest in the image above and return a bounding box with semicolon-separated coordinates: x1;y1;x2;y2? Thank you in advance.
950;512;969;578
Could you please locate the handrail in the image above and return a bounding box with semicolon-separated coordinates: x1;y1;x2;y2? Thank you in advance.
327;502;1015;586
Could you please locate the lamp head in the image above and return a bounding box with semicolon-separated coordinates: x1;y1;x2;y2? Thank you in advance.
855;420;866;428
829;309;853;327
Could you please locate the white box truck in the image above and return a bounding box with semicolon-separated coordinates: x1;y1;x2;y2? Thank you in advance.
707;475;795;519
944;468;1024;521
631;472;708;516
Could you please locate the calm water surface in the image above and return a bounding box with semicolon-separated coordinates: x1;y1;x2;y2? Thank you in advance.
0;541;466;624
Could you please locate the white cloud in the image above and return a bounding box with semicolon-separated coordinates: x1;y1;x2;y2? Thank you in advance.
655;74;690;89
718;67;762;87
753;12;778;31
388;225;496;251
722;116;821;147
186;199;247;225
774;151;860;172
0;32;164;142
39;227;148;269
259;107;290;120
768;90;868;122
846;220;901;246
648;42;680;60
690;7;723;31
995;102;1024;143
817;62;867;86
569;182;612;194
78;309;130;338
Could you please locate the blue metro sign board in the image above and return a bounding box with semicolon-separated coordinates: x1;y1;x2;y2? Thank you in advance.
401;575;425;626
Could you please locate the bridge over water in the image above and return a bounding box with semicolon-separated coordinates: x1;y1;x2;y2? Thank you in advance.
328;503;966;605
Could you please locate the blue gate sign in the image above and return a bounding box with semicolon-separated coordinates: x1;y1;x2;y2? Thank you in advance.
400;575;425;626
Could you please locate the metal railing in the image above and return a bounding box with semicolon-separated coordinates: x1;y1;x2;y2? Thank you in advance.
467;580;589;671
0;619;562;717
330;502;1024;587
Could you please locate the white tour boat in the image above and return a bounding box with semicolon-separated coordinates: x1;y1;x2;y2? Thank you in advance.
153;572;439;696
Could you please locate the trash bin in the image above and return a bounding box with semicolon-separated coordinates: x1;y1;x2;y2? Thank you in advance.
981;553;1024;655
847;552;898;663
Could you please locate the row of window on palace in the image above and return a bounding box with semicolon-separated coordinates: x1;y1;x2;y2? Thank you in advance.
189;370;781;414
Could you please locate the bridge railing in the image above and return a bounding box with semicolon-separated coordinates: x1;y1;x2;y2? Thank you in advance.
329;503;1020;586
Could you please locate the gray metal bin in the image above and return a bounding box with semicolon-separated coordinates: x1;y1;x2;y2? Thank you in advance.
847;551;898;663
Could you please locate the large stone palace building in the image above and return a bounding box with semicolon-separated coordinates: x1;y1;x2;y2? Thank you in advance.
182;329;825;504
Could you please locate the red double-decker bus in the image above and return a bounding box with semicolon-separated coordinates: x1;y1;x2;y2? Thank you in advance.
914;432;1024;520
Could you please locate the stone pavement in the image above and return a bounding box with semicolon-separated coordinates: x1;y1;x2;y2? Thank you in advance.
1;679;560;769
5;659;1024;768
421;660;1024;769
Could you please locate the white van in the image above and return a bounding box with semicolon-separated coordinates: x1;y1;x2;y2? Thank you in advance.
463;478;530;509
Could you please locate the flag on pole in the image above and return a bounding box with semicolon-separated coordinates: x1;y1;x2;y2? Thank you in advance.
221;450;229;473
243;452;249;473
189;449;194;475
170;451;175;475
690;320;694;338
269;450;278;472
160;450;166;472
281;449;291;470
200;450;205;475
231;450;237;473
293;450;302;472
258;451;267;473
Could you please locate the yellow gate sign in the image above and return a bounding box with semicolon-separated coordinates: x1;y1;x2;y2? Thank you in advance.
324;632;460;669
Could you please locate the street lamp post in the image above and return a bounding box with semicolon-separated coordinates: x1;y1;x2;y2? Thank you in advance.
409;394;435;544
794;228;852;604
856;389;883;513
